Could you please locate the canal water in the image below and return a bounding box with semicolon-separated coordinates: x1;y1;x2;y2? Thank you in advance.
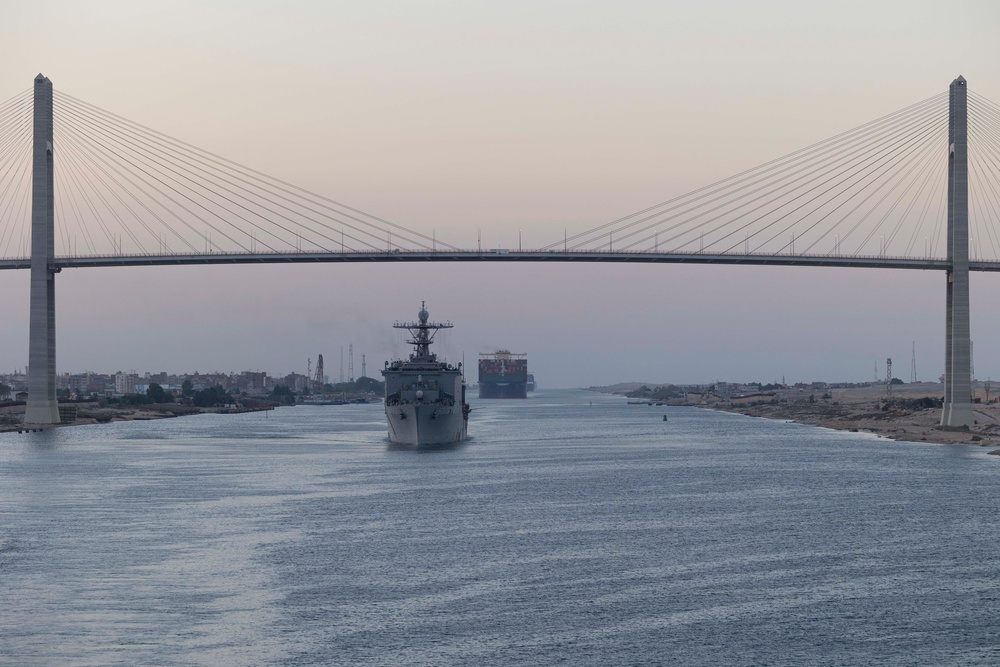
2;389;1000;665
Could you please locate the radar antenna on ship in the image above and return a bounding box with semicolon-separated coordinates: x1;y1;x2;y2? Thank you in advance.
393;301;453;361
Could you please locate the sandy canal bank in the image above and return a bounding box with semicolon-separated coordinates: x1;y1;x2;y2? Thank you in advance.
712;383;1000;453
612;381;1000;454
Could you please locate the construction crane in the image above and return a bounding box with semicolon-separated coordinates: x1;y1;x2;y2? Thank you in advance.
315;354;325;387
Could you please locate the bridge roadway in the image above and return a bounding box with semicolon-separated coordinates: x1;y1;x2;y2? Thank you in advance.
0;250;991;271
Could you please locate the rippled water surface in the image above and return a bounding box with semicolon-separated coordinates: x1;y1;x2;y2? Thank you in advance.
3;389;1000;666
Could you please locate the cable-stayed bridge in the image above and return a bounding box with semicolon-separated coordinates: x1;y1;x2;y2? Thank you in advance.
1;74;997;426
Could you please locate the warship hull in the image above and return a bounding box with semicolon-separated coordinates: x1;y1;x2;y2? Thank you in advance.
385;403;467;447
382;303;471;448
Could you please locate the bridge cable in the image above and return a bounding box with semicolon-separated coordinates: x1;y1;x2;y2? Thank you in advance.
855;131;947;255
56;101;353;253
636;105;947;257
57;135;120;252
56;92;451;250
55;91;454;252
0;140;32;257
0;89;31;127
0;88;31;110
55;111;250;254
55;98;392;253
700;109;945;255
54;108;266;254
0;147;32;258
968;171;989;260
57;128;168;253
55;105;267;254
540;92;947;250
56;113;227;254
583;99;947;252
803;124;944;255
0;117;33;255
802;118;945;254
54;93;444;253
901;158;947;258
55;96;401;253
570;96;947;251
738;113;946;255
614;103;946;255
968;103;1000;259
552;93;948;250
969;114;998;257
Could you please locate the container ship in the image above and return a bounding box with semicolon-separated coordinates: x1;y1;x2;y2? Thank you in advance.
478;350;528;398
382;302;470;447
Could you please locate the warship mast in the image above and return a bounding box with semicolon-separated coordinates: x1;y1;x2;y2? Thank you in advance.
393;301;453;361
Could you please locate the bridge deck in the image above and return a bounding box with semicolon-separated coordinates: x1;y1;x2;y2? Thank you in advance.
0;250;981;271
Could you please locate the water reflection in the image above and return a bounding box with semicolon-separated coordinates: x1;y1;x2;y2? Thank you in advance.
2;392;1000;665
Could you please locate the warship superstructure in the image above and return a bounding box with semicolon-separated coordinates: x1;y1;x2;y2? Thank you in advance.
382;303;470;447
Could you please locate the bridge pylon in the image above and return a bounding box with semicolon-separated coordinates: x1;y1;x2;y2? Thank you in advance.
24;74;59;425
941;76;973;428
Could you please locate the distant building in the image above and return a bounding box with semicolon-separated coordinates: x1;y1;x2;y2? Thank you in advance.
278;372;309;393
233;371;267;394
115;371;139;395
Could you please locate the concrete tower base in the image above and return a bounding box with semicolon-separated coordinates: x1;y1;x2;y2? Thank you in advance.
940;76;973;429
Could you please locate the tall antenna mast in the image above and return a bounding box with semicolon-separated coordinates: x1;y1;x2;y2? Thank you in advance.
393;301;453;362
910;342;917;383
349;344;355;382
886;358;893;397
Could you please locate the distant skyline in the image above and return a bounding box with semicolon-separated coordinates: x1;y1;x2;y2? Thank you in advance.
1;1;999;387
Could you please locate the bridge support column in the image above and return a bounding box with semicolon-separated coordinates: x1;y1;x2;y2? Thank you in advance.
941;75;972;428
25;74;59;425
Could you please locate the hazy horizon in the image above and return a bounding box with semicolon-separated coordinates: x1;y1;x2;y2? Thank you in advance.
1;0;999;387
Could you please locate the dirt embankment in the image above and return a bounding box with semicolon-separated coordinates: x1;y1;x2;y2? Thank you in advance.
714;383;1000;452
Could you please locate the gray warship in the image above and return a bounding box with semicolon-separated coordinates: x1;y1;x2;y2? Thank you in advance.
381;302;470;447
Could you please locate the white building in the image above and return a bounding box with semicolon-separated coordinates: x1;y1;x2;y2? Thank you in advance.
115;371;139;395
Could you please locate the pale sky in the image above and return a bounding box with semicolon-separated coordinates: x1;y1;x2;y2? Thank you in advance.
1;0;999;387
